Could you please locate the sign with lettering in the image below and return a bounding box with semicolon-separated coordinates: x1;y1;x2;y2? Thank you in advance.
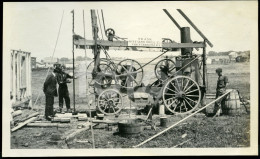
128;38;162;47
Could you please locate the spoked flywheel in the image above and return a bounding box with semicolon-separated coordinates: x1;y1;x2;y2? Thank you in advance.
154;58;176;81
116;59;143;88
97;89;123;115
162;76;201;114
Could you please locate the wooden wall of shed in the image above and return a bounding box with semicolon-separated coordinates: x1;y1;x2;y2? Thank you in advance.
10;50;32;107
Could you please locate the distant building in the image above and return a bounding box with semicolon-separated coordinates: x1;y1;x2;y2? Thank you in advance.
228;52;238;62
43;57;59;65
36;62;46;68
209;56;230;64
31;57;36;69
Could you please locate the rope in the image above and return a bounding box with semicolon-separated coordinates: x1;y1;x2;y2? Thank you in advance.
33;10;64;108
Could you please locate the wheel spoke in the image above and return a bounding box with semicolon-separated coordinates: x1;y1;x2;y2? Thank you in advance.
184;83;195;92
175;79;182;91
184;98;194;109
183;101;188;111
185;89;199;94
111;106;116;113
130;74;139;85
165;97;176;103
170;82;180;92
186;94;200;98
166;87;178;94
124;76;129;86
164;93;177;96
183;79;190;91
185;96;198;104
121;65;128;72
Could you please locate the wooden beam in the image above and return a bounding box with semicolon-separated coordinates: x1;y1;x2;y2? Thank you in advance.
64;122;97;142
74;39;205;48
163;9;181;30
177;9;213;48
133;90;232;148
19;112;39;122
11;116;38;132
26;123;70;127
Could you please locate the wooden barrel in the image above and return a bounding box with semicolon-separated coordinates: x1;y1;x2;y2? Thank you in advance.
118;119;143;135
223;89;241;115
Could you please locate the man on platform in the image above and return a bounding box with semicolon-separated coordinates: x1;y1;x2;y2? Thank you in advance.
43;63;60;120
213;68;229;117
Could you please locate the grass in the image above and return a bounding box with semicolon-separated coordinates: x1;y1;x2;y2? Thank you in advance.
11;61;250;149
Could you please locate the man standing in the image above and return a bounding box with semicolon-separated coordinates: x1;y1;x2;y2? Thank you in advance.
213;68;229;117
57;65;74;113
43;64;60;120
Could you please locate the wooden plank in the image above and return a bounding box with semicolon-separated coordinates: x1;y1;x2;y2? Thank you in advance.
11;116;37;132
74;39;205;48
92;120;118;124
133;90;232;148
64;122;97;141
177;9;213;48
12;110;22;117
19;112;39;122
26;123;70;127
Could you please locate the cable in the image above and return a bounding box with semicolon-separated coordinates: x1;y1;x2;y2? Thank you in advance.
33;10;64;108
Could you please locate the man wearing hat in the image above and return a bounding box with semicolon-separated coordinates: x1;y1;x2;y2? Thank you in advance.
43;63;60;120
57;64;74;113
214;68;229;117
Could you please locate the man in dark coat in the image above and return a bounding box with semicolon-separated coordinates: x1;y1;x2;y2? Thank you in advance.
57;65;74;113
43;65;60;120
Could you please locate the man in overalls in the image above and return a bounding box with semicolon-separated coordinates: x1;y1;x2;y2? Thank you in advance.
57;65;74;113
213;68;229;117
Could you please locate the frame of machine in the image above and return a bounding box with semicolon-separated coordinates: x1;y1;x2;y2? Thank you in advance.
73;9;213;116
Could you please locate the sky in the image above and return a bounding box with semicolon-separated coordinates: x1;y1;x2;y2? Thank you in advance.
3;1;258;61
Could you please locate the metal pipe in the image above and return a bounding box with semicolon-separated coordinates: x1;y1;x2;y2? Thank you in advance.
177;9;213;48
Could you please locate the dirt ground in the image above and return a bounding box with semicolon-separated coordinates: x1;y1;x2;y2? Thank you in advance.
11;61;250;149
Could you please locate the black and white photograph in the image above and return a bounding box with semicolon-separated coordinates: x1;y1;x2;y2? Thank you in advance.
2;1;258;156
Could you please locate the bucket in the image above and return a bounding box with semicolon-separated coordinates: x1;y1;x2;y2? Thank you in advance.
223;89;241;115
118;119;143;135
160;117;168;127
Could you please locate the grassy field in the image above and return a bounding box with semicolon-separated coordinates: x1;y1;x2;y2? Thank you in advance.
11;61;250;149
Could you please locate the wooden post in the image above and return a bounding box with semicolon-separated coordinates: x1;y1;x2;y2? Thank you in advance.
202;40;207;87
180;27;192;56
12;50;16;103
91;10;100;76
28;52;32;107
17;51;20;101
71;10;76;113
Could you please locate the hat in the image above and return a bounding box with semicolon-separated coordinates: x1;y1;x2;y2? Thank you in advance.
216;68;222;73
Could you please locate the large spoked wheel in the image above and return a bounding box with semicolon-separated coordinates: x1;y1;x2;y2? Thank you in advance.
116;59;143;88
86;58;116;86
154;59;176;81
162;76;201;114
97;89;123;115
95;64;114;89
